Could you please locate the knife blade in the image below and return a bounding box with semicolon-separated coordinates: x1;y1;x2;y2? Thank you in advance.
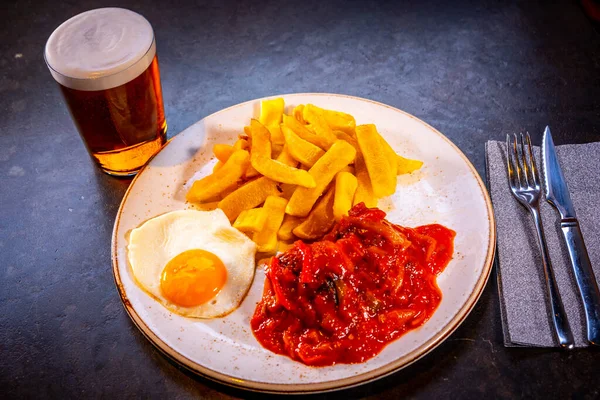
542;126;600;346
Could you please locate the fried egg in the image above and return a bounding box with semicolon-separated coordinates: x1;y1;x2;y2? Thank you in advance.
127;209;257;318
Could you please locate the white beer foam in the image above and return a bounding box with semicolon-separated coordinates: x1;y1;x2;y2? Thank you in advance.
45;8;155;91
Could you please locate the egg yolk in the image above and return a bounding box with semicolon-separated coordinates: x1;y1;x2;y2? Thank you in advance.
160;249;227;308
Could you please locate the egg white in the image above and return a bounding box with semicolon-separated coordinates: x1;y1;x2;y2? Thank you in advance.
127;209;257;318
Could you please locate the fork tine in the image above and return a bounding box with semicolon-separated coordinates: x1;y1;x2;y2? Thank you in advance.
519;133;530;188
525;132;538;186
512;134;522;187
506;134;517;188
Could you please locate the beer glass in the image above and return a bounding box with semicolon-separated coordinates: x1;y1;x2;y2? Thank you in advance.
44;8;167;176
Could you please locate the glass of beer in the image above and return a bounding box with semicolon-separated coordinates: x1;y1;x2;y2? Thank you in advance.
44;8;167;176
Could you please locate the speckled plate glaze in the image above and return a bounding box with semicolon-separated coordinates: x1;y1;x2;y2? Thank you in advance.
112;93;496;394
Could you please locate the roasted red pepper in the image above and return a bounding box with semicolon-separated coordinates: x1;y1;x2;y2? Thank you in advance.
251;203;455;366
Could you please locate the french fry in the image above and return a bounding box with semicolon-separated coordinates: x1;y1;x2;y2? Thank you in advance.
234;137;250;150
248;119;272;159
259;98;285;145
333;130;359;151
271;144;284;160
268;126;285;146
219;183;240;200
250;119;315;187
286;140;356;217
305;104;356;135
187;150;250;203
282;115;333;150
279;183;296;199
218;176;281;221
397;155;423;175
277;214;303;241
339;165;355;174
213;144;234;163
292;104;305;123
233;207;267;233
191;201;219;211
353;153;377;207
244;165;261;179
281;125;325;167
355;124;396;198
276;145;299;167
253;156;316;188
253;196;288;253
210;138;256;178
302;105;339;147
333;171;358;220
233;135;259;178
277;241;295;253
375;129;399;175
213;141;258;177
275;145;302;199
293;186;336;240
259;98;285;124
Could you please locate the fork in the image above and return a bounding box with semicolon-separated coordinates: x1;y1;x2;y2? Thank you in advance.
506;133;574;349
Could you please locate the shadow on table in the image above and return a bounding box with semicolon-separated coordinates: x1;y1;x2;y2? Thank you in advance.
90;165;134;210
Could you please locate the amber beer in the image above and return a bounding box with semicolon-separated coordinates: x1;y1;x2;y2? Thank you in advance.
45;8;167;176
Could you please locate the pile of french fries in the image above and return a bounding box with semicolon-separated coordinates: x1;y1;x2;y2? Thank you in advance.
186;98;423;254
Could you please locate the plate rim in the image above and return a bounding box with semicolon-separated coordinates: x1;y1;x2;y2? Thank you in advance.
111;92;496;394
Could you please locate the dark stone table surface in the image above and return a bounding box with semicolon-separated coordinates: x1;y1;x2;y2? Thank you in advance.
2;0;599;398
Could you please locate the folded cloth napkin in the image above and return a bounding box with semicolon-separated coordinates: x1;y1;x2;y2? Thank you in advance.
485;140;600;347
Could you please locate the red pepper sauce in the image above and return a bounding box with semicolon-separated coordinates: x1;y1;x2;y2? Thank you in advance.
251;203;455;366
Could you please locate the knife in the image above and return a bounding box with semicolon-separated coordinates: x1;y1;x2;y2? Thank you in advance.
542;126;600;346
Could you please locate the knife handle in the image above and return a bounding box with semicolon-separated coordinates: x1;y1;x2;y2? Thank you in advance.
561;219;600;346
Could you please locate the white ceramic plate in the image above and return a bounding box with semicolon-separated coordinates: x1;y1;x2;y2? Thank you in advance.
112;93;495;394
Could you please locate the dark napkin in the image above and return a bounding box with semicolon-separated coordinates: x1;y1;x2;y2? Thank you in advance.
485;140;600;347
